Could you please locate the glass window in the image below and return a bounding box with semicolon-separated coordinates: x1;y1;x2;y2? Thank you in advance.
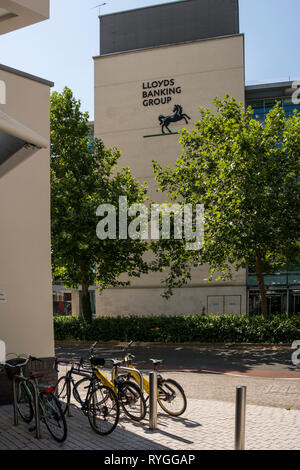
247;100;264;110
288;272;300;285
53;291;72;316
283;97;293;106
265;98;282;108
263;273;288;286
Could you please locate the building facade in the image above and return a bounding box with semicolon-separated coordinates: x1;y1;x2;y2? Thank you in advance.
92;0;247;317
245;81;300;315
51;0;299;319
0;0;55;404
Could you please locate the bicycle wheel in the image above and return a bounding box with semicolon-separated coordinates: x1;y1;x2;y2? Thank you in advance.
157;378;187;416
16;381;34;423
54;376;70;415
87;385;119;436
118;380;146;422
39;391;68;443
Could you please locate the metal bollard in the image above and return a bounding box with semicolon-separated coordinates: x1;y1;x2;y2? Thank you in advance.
67;380;72;417
235;386;247;450
12;376;18;426
92;388;97;428
32;380;41;439
149;371;158;430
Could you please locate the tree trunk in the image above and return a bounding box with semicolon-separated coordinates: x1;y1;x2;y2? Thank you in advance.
81;279;92;323
255;253;268;318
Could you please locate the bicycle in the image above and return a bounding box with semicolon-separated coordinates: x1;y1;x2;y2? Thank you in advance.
120;341;187;417
55;357;120;436
4;355;67;443
55;341;146;423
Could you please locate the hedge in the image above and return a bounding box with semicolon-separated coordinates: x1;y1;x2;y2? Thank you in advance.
53;314;300;344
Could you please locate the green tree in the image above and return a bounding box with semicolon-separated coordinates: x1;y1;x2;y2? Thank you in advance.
153;96;300;318
51;87;151;322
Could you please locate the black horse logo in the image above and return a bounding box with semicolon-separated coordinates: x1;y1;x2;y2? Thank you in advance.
158;104;191;134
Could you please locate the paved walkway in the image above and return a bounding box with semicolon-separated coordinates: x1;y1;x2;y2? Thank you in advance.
157;371;300;410
2;343;300;451
1;396;300;450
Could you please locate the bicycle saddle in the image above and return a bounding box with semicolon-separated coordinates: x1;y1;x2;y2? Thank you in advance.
90;356;105;367
150;359;163;365
111;359;124;367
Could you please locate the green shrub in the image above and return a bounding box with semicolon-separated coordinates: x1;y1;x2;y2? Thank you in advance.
53;314;300;344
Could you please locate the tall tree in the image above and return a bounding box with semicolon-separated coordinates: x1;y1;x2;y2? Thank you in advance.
153;96;300;317
51;87;151;322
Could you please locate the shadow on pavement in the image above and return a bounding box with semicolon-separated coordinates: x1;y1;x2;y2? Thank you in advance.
55;342;296;373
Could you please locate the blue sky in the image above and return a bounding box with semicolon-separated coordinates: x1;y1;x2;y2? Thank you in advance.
0;0;299;119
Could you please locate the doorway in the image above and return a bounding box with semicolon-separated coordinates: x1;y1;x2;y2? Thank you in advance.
249;290;286;315
249;289;300;315
290;293;300;315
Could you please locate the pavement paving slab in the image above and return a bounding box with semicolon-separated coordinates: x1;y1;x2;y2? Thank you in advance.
1;343;300;450
1;395;300;450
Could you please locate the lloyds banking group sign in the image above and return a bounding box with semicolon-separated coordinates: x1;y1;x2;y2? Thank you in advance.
142;78;182;107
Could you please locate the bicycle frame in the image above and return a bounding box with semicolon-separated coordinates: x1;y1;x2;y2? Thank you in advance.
95;367;117;392
122;355;153;394
113;365;146;393
56;358;117;396
94;364;144;416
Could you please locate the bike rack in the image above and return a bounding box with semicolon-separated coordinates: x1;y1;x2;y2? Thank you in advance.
112;366;144;416
149;371;158;430
66;367;92;417
12;375;41;439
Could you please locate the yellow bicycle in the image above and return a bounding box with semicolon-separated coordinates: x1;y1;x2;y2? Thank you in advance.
121;341;187;417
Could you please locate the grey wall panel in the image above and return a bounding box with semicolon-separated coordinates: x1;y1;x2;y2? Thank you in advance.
100;0;239;55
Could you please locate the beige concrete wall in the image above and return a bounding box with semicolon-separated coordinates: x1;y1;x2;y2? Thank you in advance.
94;35;246;315
95;285;247;316
0;68;53;357
0;0;49;35
94;35;245;193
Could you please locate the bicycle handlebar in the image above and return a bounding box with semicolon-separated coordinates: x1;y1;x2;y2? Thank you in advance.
123;340;133;352
90;341;98;355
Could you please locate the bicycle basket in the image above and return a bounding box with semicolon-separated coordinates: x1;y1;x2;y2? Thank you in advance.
5;358;27;380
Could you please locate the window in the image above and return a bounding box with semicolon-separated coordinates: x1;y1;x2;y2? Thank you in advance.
265;98;282;109
247;100;264;110
53;291;72;316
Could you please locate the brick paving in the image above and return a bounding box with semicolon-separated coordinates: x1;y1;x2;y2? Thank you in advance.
163;371;300;410
1;371;300;450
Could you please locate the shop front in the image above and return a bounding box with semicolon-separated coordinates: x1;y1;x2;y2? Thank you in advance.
248;269;300;315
